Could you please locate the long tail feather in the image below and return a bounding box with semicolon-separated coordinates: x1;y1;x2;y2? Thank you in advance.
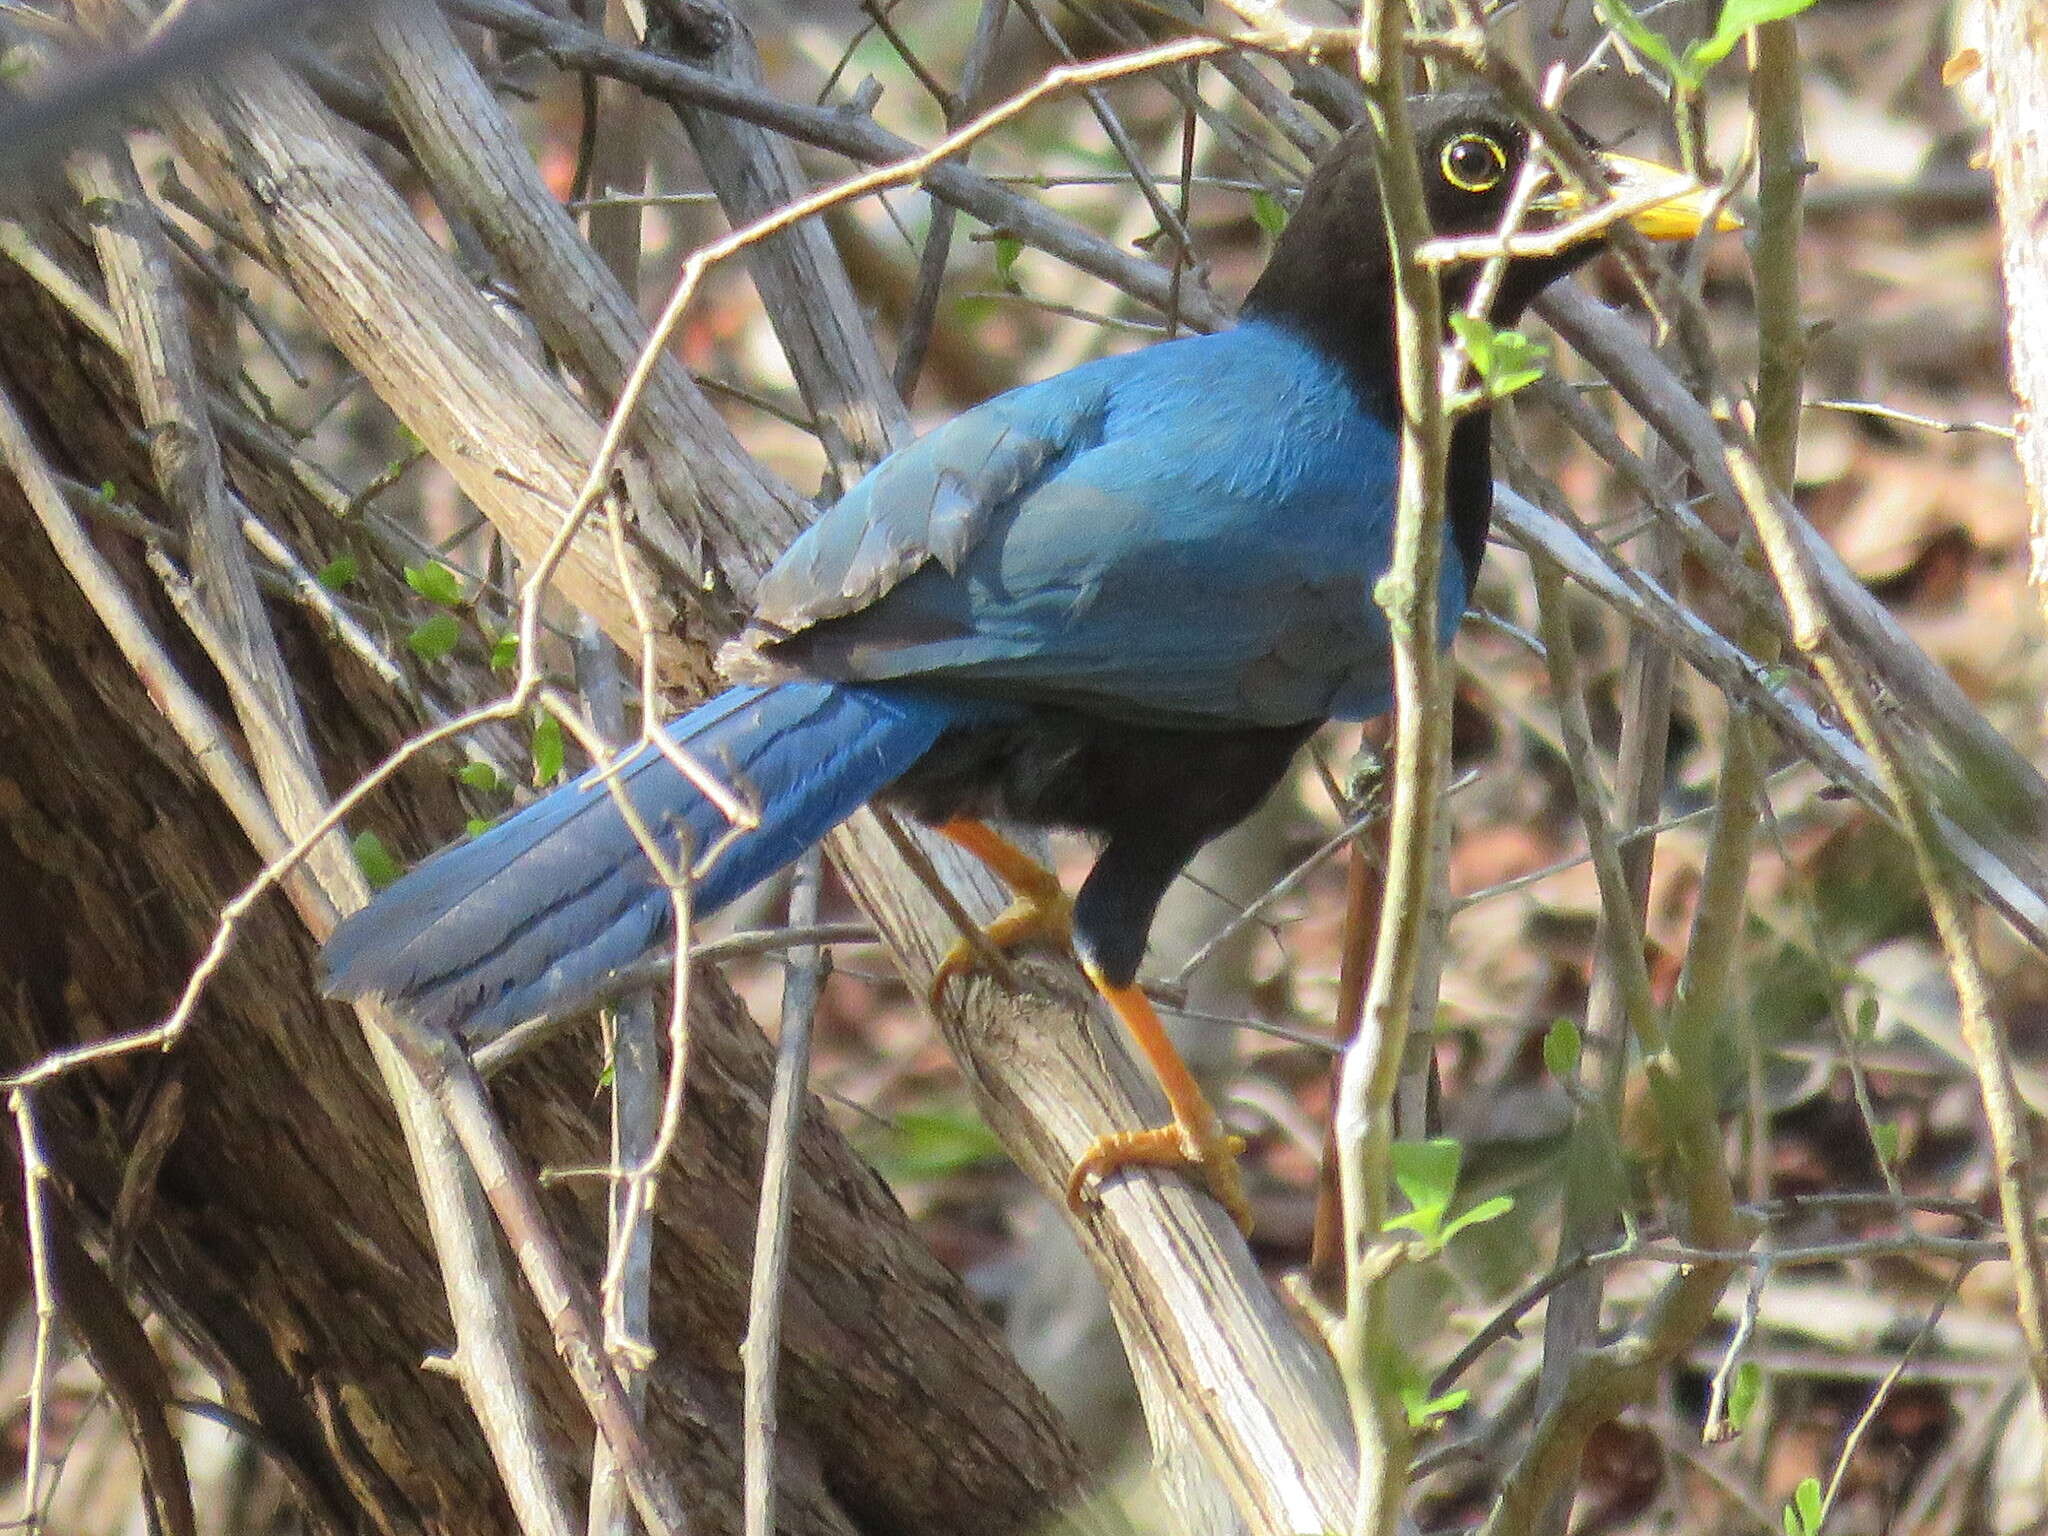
322;682;955;1038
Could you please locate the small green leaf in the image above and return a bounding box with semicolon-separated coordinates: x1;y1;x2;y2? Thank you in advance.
1449;313;1549;399
1544;1017;1582;1082
1594;0;1687;82
992;234;1023;291
489;631;520;672
1440;1194;1515;1245
458;761;500;793
465;816;496;838
1382;1205;1439;1240
316;555;359;591
97;479;118;502
1391;1138;1462;1216
1728;1360;1763;1430
1854;996;1880;1041
406;612;462;661
1693;0;1819;71
1787;1476;1824;1536
1399;1384;1468;1430
351;829;401;890
532;713;565;787
1251;189;1289;239
404;560;464;608
867;1104;1006;1181
1871;1121;1901;1164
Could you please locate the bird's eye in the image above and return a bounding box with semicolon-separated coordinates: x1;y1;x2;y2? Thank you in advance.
1440;133;1508;194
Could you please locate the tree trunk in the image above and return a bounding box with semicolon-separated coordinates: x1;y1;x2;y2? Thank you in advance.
0;247;1089;1534
1977;0;2048;613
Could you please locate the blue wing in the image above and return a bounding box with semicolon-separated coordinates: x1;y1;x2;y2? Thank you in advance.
725;321;1466;727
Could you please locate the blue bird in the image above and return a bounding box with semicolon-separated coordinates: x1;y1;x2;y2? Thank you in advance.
325;95;1727;1231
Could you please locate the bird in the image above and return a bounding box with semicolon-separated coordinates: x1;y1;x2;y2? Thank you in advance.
324;92;1730;1233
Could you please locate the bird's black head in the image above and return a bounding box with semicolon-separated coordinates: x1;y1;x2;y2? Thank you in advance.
1243;90;1728;409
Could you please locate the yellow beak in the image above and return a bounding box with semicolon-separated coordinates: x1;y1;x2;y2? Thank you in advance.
1535;149;1745;240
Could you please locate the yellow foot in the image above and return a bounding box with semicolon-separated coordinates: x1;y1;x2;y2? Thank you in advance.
928;887;1075;1007
1067;1122;1253;1235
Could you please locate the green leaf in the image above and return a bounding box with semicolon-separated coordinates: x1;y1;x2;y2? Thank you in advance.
1440;1194;1515;1245
351;830;401;890
1382;1205;1439;1240
404;560;464;608
97;479;118;502
457;761;500;793
316;555;359;591
1790;1476;1824;1536
1399;1385;1468;1430
1251;189;1289;240
1391;1138;1462;1217
406;612;462;662
992;234;1023;291
867;1104;1006;1181
1854;996;1880;1041
465;816;497;838
1693;0;1818;71
532;713;565;787
1871;1121;1901;1165
1728;1360;1763;1430
489;631;520;672
1449;313;1550;399
1594;0;1686;81
1544;1017;1582;1082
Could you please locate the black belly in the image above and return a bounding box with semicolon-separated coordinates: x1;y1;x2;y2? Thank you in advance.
877;707;1314;985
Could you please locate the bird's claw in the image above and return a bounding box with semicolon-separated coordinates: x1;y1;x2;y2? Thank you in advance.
1067;1122;1253;1235
928;888;1075;1008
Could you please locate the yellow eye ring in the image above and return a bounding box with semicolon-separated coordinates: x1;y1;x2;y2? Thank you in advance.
1440;133;1508;194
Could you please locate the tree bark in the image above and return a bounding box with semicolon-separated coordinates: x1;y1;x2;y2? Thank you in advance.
0;243;1089;1534
1978;0;2048;616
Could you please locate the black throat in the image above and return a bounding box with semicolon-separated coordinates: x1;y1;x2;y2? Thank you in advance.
1240;124;1609;593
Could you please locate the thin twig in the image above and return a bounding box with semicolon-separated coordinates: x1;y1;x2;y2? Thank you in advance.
579;615;657;1536
10;1090;57;1529
1333;13;1444;1531
742;850;824;1536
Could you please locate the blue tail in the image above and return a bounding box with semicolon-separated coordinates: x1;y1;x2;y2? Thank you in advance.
323;682;960;1038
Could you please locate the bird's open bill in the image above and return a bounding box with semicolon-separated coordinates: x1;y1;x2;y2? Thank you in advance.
1554;149;1747;240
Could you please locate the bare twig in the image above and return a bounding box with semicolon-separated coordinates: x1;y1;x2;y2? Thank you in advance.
579;616;658;1536
9;1090;58;1528
742;851;824;1536
1333;11;1446;1531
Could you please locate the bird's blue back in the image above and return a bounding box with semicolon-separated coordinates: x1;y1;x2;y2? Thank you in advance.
739;318;1468;726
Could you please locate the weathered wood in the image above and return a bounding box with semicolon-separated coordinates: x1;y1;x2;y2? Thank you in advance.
0;244;1088;1534
1976;0;2048;615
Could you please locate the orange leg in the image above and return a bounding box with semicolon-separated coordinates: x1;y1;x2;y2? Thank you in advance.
927;818;1250;1234
927;819;1074;1005
1068;962;1250;1234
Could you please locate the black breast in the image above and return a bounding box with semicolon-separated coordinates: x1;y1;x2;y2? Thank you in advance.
880;707;1314;847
